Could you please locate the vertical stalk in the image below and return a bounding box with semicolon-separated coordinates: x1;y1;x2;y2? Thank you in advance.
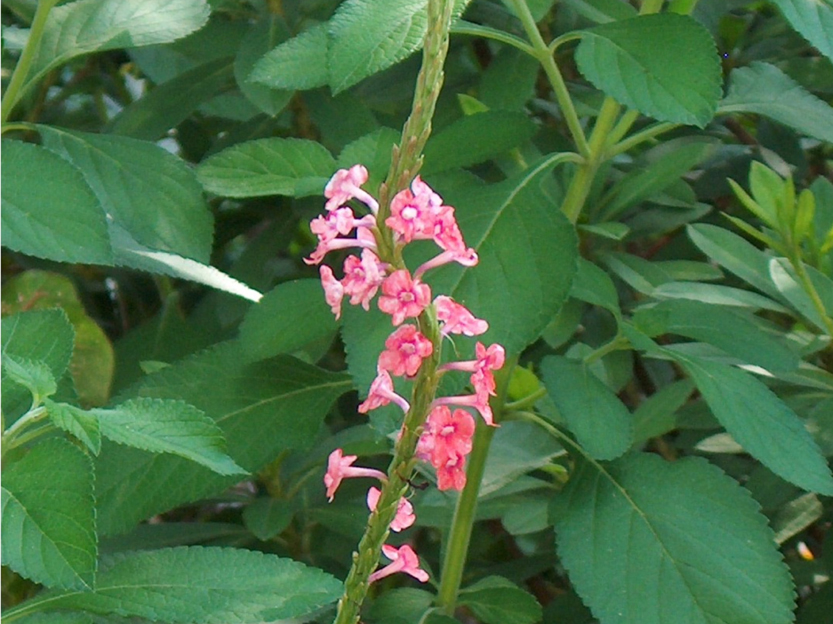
331;1;455;622
1;0;60;125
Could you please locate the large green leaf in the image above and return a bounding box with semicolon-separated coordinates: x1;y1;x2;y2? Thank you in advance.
1;438;96;590
769;258;833;332
234;17;294;116
540;356;632;460
458;576;543;624
95;398;247;476
24;0;209;97
95;343;352;535
770;0;833;63
8;546;341;623
196;138;336;198
575;14;721;127
39;126;213;263
551;453;795;624
719;62;833;143
2;140;111;265
676;354;833;495
633;299;800;373
249;22;330;91
480;421;563;496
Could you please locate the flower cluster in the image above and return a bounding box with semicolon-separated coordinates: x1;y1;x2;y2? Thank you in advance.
314;165;505;585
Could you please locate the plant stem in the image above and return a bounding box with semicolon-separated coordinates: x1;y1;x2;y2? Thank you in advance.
1;0;60;125
507;0;589;157
640;0;665;14
1;407;49;461
606;122;680;158
789;253;833;338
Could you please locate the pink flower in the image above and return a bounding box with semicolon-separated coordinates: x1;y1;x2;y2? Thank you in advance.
432;393;495;427
358;369;411;414
377;325;434;377
311;207;369;242
378;270;432;326
324;165;379;213
366;487;416;532
386;176;443;242
434;296;488;336
439;342;505;399
368;544;429;584
324;449;387;502
304;233;378;266
414;248;478;279
424;406;475;459
342;250;386;311
435;451;468;491
319;265;344;319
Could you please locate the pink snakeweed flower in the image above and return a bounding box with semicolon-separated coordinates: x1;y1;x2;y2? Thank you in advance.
377;269;432;326
366;486;416;532
439;342;505;394
320;265;345;320
423;405;475;460
386;175;443;242
377;324;434;378
358;369;411;414
368;544;429;584
324;448;387;502
434;296;488;337
324;164;379;213
432;392;495;427
435;450;468;491
342;249;387;311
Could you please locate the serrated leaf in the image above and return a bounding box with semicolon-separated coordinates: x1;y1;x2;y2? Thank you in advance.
243;498;295;541
458;576;543;624
421;111;537;174
95;343;352;535
2;354;57;404
541;355;632;460
197;138;335;198
22;0;209;101
575;13;721;127
633;299;799;373
46;400;102;455
632;378;694;442
249;22;330;91
675;353;833;495
234;17;294;116
10;546;342;623
39;126;213;263
551;453;795;624
1;438;96;590
719;62;833;143
94;398;247;476
239;279;338;361
771;0;833;63
2;140;111;264
480;421;563;496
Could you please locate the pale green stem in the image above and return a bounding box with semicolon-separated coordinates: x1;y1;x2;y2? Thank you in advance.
605;109;640;149
606;122;680;158
640;0;665;14
507;0;590;157
451;22;535;56
1;0;60;125
1;407;49;461
583;335;629;365
789;253;833;338
503;386;547;412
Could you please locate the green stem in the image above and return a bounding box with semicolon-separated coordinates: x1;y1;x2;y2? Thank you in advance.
435;358;513;614
605;109;640;149
503;386;547;412
606;122;679;158
1;0;60;125
789;253;833;338
451;21;535;56
507;0;589;157
1;407;49;461
640;0;665;14
583;334;629;365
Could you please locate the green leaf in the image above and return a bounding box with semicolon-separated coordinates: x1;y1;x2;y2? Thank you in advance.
687;224;783;299
243;498;295;541
769;258;833;331
458;576;543;624
1;140;111;264
197;138;336;198
570;257;621;317
481;421;563;496
551;453;795;624
23;0;209;98
249;22;330;91
479;47;540;111
46;400;102;455
541;356;632;460
2;309;75;420
235;17;294;116
94;398;247;476
575;14;721;127
2;355;57;404
675;354;833;495
1;438;96;590
633;299;800;373
95;343;352;535
770;0;833;63
108;57;236;140
632;379;694;443
563;0;637;23
12;546;342;623
651;281;790;313
719;62;833;143
601;251;672;294
239;279;338;361
422;111;537;174
39;126;213;263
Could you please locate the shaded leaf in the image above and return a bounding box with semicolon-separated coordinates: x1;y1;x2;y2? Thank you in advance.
458;576;543;624
250;22;330;91
234;17;294;116
770;0;833;63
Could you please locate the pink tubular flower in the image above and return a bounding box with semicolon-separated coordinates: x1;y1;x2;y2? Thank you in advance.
434;296;488;337
432;393;495;427
377;270;432;326
425;406;475;459
368;544;429;584
304;232;378;266
358;369;411;414
386;176;443;242
324;449;387;502
435;451;468;491
319;265;344;319
342;249;386;311
439;342;505;393
367;487;416;532
324;165;379;213
377;325;434;377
